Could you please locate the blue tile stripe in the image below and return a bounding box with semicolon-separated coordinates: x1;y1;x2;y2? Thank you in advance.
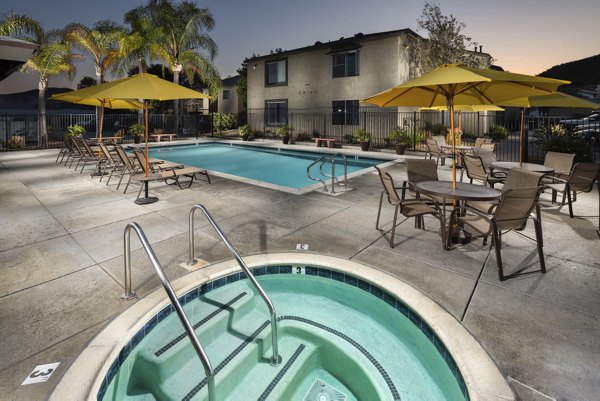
181;320;271;401
279;315;401;401
97;264;468;401
257;344;305;401
154;291;248;357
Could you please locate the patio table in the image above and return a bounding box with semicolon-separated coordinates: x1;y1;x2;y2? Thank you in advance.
491;161;554;174
413;180;501;249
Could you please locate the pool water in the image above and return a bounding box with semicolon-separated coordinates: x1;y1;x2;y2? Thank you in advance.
147;143;388;189
99;267;468;401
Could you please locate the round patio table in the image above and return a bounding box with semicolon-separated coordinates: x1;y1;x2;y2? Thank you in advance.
491;161;554;174
413;181;501;249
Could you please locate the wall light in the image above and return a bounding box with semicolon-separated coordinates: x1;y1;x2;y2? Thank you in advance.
253;63;257;70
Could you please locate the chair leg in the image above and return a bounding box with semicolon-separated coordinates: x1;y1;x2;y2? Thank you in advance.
492;225;504;281
566;184;574;218
389;204;399;247
375;192;384;232
533;217;546;274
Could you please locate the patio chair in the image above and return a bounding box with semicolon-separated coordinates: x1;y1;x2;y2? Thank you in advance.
472;147;497;170
460;152;506;187
432;135;446;146
425;138;452;166
479;142;497;152
544;162;600;223
473;137;493;148
448;185;546;281
467;167;544;215
56;136;76;165
71;138;99;173
375;166;444;248
543;151;575;182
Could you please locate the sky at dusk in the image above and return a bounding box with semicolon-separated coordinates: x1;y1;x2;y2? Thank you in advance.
1;0;599;94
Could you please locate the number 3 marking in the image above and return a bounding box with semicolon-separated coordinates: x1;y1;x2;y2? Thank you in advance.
30;368;54;379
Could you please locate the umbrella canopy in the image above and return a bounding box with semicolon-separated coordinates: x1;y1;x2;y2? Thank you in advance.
362;63;570;186
50;92;143;110
497;92;599;164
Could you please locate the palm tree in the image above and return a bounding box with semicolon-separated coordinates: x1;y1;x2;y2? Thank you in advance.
63;20;125;135
0;14;79;146
63;20;125;84
144;0;221;131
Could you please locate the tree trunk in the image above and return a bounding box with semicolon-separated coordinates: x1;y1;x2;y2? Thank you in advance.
38;76;48;147
137;60;145;124
173;63;182;135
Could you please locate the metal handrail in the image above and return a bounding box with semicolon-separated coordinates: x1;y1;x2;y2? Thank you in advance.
306;153;349;193
122;222;215;401
187;204;282;367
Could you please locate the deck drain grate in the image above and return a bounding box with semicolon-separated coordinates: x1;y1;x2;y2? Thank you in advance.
304;379;347;401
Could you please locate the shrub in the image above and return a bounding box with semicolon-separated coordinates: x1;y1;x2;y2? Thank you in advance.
4;136;24;150
353;128;371;142
66;124;85;137
276;124;293;137
213;112;237;132
533;124;592;162
386;126;410;145
487;125;509;141
238;124;252;139
128;123;145;137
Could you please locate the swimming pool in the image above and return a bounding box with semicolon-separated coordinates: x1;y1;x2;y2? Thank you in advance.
99;266;466;401
147;143;390;191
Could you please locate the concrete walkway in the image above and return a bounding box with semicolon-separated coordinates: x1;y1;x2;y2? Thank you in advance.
0;145;598;401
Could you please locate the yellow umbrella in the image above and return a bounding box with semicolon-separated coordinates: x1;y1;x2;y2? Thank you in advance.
50;92;143;142
362;63;569;187
498;92;599;164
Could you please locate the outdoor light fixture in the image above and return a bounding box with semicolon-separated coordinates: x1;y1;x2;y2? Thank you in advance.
253;63;257;70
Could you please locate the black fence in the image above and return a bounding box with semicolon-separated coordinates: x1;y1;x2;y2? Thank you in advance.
2;109;599;163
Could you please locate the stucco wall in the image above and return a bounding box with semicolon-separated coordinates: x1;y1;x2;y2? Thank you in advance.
247;32;416;110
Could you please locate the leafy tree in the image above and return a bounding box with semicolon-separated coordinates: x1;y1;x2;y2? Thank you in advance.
415;1;492;73
0;14;79;146
77;76;97;88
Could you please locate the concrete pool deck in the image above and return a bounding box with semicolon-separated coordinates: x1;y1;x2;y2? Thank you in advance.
0;142;598;400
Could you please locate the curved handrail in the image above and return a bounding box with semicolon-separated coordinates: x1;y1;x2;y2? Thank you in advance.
306;155;330;191
307;153;349;193
122;222;215;401
187;204;282;367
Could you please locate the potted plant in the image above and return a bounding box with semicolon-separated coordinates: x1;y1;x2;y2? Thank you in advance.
66;124;85;137
239;124;252;141
128;123;145;144
354;128;371;151
276;124;293;144
487;124;509;142
386;126;410;155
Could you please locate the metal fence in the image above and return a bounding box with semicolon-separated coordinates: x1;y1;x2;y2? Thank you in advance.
2;109;599;163
0;112;213;150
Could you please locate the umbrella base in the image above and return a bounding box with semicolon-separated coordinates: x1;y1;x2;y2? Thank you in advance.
135;196;158;205
91;171;108;177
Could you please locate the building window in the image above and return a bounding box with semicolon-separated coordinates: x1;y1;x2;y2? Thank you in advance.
265;100;287;125
223;89;231;99
265;58;287;86
332;100;359;125
332;51;359;78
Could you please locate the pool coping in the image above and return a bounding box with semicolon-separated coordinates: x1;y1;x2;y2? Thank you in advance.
132;138;404;194
48;253;514;401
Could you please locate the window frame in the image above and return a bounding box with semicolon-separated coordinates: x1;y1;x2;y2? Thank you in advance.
265;58;288;87
222;89;231;100
265;99;288;126
332;100;359;126
332;50;359;78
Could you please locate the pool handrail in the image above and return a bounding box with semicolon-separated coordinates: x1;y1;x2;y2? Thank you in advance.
122;222;216;401
307;152;349;193
187;204;282;367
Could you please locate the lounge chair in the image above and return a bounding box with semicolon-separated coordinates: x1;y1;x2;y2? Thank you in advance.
114;145;143;193
544;162;600;223
375;166;443;248
71;138;100;173
132;148;183;173
460;152;506;187
448;184;546;281
157;166;211;189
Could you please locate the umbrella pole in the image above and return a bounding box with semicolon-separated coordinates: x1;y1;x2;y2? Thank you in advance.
519;108;525;166
91;101;106;177
450;101;457;189
134;101;159;205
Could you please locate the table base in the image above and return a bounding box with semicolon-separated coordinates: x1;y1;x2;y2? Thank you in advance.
134;196;159;205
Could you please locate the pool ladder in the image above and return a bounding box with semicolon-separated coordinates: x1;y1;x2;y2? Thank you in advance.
306;152;350;194
121;205;281;401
